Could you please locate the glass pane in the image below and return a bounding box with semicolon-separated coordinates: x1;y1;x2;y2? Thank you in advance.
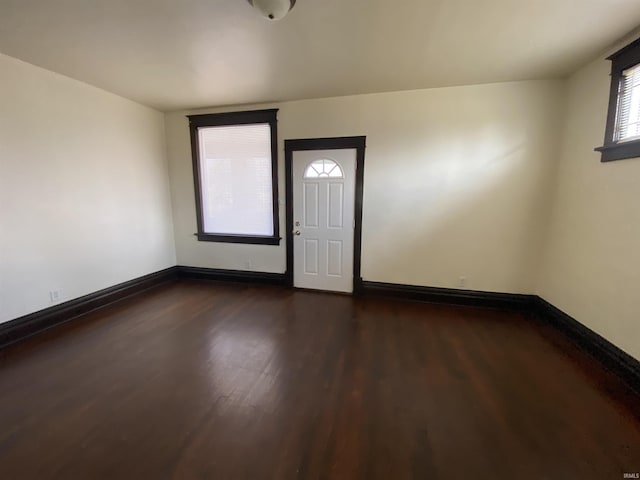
616;63;640;142
304;159;344;179
198;124;274;236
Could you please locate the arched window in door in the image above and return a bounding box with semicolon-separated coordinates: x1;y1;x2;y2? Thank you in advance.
303;159;344;178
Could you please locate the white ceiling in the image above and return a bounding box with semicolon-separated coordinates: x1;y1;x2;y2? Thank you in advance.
1;0;639;111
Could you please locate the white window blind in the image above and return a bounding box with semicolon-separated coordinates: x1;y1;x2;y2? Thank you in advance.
615;63;640;142
197;123;274;236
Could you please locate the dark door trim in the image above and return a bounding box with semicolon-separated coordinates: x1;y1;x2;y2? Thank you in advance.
284;136;366;292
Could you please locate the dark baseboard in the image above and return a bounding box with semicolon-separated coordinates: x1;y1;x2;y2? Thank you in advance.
177;266;287;286
357;279;537;311
534;297;640;395
0;267;178;350
3;268;637;395
358;279;639;394
0;265;285;350
357;279;639;392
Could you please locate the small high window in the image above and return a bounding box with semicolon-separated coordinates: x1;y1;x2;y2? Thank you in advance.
614;64;640;142
304;159;344;178
596;37;640;162
188;109;280;245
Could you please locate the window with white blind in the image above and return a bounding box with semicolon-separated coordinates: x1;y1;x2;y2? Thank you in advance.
614;64;640;142
596;37;640;162
188;109;280;245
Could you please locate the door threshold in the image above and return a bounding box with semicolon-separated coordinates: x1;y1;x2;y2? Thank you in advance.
292;287;353;296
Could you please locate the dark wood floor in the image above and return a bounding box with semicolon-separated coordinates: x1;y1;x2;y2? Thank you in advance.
0;280;638;479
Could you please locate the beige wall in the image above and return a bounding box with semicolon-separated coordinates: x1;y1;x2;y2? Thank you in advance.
166;80;564;293
538;39;640;360
0;54;176;323
4;40;637;361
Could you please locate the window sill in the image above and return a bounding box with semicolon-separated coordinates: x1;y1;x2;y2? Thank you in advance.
195;233;281;245
595;139;640;162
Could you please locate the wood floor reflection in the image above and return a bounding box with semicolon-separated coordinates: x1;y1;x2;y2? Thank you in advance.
0;279;638;479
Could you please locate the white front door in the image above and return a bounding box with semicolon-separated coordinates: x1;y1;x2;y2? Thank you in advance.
292;149;356;293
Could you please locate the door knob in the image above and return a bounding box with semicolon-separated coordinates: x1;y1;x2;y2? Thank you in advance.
293;230;301;236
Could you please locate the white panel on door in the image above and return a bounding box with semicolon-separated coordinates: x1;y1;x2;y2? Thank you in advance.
304;239;319;275
327;241;343;277
304;183;319;228
328;183;344;229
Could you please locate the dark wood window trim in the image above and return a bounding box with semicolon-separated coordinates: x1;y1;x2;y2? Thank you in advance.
284;136;366;292
188;109;281;245
595;36;640;163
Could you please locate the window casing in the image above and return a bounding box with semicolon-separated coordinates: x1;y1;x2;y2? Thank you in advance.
596;37;640;162
188;109;280;245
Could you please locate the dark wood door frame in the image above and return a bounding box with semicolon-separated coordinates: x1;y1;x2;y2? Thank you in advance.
284;136;366;292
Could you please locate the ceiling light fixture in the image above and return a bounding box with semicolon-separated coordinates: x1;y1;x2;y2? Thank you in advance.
247;0;296;21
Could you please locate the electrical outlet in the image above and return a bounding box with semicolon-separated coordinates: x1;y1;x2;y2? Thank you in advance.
49;290;61;303
457;276;467;288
